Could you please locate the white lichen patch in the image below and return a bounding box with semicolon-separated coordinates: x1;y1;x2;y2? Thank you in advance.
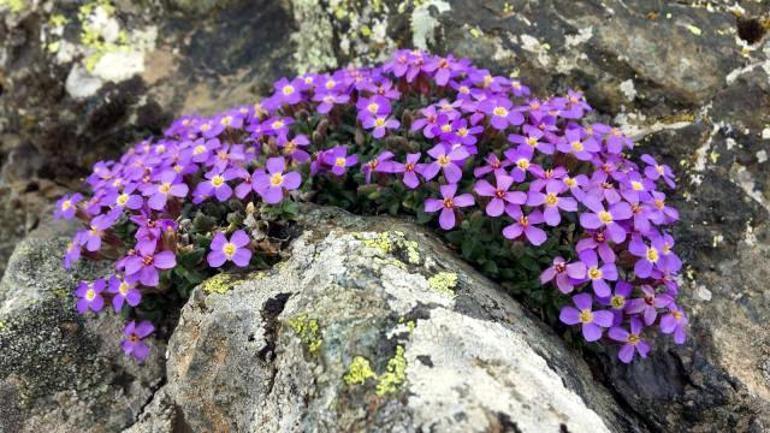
44;2;158;99
564;26;593;48
619;79;637;101
757;150;768;164
729;163;770;213
518;33;551;67
411;0;451;50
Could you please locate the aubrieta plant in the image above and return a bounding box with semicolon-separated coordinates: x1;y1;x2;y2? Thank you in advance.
55;50;685;364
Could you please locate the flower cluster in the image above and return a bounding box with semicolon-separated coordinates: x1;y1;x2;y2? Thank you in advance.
56;49;684;364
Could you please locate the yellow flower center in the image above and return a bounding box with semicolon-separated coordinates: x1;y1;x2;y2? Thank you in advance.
325;80;336;89
673;311;682;320
155;145;166;154
442;198;454;208
282;84;295;95
483;74;493;87
193;145;207;155
220;116;232;126
656;165;665;175
545;193;559;206
571;141;584;152
61;200;72;210
459;85;470;94
222;242;236;258
457;128;468;137
437;155;450;167
655;199;665;210
211;175;225;187
367;102;380;113
628;334;640;344
598;211;613;224
335;157;347;167
518;216;529;227
517;158;530;169
493;106;508;117
526;137;538;146
374;117;386;127
579;309;594;323
270;173;284;186
588;267;603;280
200;123;211;132
272;120;284;130
116;194;129;206
611;295;625;309
646;247;659;263
441;124;452;133
85;288;96;301
631;181;644;191
159;182;172;194
119;282;130;295
564;177;576;187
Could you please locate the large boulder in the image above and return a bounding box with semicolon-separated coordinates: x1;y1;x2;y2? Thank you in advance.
126;206;645;433
0;219;165;433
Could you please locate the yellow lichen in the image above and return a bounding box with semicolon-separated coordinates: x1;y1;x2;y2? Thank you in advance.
375;345;407;396
287;314;323;354
354;231;421;265
0;0;25;13
201;273;235;295
427;272;458;297
344;356;376;385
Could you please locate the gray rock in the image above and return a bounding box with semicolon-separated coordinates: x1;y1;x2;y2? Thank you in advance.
0;219;165;433
128;206;644;433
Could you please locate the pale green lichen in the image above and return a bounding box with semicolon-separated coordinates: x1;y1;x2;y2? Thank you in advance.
287;314;323;354
0;0;25;13
354;231;421;265
427;272;458;297
201;273;236;295
0;320;6;332
344;356;376;385
375;345;407;396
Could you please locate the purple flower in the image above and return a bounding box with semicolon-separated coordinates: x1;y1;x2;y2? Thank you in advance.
473;172;526;217
356;95;392;120
362;151;398;183
579;249;618;297
390;153;422;189
362;115;400;138
313;91;350;114
424;183;475;230
576;229;616;264
75;279;107;314
143;171;189;210
63;239;82;269
659;304;688;344
473;153;511;178
195;169;236;202
124;250;177;287
579;196;632;243
540;256;586;294
108;274;141;312
641;154;676;188
480;97;524;130
626;285;673;326
608;318;651;363
508;124;554;155
253;157;302;204
121;320;154;362
526;183;578;226
423;144;468;183
54;193;83;219
557;127;599;161
628;234;665;278
274;77;304;105
601;280;633;325
504;145;535;182
207;230;252;267
559;293;614;342
323;146;358;176
502;205;547;246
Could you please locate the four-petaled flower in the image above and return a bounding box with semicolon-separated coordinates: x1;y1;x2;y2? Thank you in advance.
253;157;302;204
424;183;475;230
474;173;526;217
121;320;154;362
559;293;614;342
75;278;107;314
207;230;253;267
608;318;650;363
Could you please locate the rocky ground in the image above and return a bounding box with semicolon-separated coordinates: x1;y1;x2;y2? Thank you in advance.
1;0;769;432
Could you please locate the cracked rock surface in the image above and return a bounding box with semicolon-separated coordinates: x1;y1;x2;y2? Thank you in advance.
125;206;644;433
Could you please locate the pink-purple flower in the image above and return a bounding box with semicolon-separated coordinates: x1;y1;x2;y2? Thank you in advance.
559;293;614;342
424;183;475;230
207;230;252;267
